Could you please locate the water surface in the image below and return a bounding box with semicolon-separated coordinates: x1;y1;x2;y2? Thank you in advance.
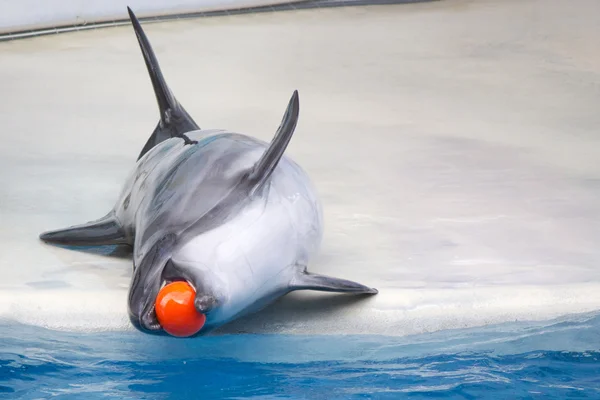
2;312;599;399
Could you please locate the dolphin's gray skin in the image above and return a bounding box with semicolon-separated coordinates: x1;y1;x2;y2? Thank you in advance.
39;8;377;335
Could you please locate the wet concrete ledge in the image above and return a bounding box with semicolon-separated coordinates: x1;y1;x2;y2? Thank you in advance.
0;0;438;42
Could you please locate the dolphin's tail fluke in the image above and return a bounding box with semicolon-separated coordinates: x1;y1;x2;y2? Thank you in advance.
248;90;300;193
127;7;200;161
39;213;129;246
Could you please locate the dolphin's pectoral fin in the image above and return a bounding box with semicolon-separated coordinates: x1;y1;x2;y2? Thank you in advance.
127;7;200;161
247;90;300;193
39;212;129;246
128;234;176;332
290;267;378;294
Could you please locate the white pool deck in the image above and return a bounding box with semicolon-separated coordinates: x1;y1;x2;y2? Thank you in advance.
1;0;599;335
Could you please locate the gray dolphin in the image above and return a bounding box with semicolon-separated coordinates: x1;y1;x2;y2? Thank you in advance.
39;7;377;336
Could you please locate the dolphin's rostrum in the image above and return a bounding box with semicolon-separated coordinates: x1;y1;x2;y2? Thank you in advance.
39;7;377;336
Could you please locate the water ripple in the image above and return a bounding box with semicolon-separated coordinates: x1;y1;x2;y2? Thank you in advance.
1;313;600;399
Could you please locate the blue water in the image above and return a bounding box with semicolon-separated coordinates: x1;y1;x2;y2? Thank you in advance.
2;313;600;399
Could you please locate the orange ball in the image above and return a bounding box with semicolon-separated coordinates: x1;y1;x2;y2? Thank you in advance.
155;281;206;337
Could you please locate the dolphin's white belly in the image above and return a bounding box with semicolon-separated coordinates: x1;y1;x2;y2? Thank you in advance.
171;158;323;326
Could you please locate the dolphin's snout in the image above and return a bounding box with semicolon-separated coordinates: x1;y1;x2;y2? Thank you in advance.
195;294;218;314
130;275;215;336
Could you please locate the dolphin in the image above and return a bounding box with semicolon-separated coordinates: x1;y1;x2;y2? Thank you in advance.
39;7;377;336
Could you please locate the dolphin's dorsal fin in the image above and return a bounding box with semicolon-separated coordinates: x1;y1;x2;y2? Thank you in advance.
127;7;200;160
248;90;299;192
39;212;129;246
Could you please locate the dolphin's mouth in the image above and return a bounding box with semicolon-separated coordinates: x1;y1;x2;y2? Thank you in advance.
140;305;161;331
129;255;219;335
137;280;168;332
138;277;187;332
137;276;215;335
